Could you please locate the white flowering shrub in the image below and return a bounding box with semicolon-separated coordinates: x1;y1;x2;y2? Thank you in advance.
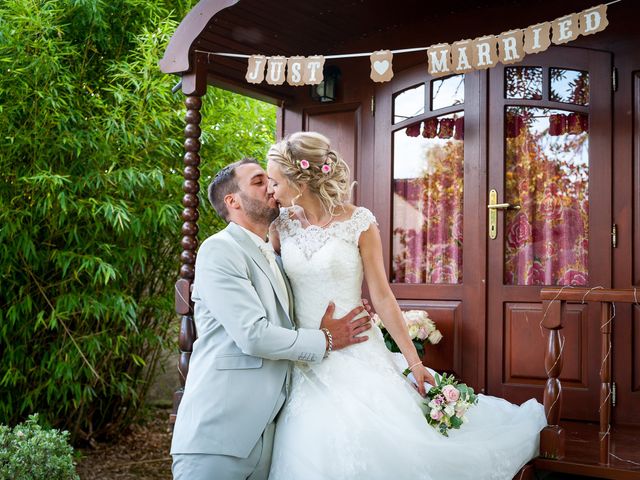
0;414;78;480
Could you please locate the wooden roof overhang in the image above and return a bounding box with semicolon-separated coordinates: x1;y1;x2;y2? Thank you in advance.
159;0;593;102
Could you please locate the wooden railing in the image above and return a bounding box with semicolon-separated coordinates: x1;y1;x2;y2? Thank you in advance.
539;287;638;465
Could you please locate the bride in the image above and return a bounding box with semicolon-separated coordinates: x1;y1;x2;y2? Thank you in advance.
265;131;547;480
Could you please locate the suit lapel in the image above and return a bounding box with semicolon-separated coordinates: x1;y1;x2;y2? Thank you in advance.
227;223;294;327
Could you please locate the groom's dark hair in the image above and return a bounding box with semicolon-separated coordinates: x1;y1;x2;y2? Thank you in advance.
208;157;259;221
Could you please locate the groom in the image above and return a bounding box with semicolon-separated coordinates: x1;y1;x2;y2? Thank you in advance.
171;158;372;480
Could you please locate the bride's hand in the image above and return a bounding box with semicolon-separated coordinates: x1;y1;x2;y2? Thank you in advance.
410;364;435;397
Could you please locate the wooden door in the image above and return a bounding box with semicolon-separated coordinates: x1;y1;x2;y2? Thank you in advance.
303;103;362;199
614;70;640;425
373;64;487;390
486;47;612;421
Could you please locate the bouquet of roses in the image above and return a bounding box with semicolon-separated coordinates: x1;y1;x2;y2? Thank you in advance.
373;309;442;357
422;372;478;436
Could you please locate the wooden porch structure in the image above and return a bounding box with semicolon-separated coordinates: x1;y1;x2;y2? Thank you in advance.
162;0;640;477
538;287;640;478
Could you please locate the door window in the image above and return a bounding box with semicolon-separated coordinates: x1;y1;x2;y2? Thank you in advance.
392;74;465;284
503;70;590;286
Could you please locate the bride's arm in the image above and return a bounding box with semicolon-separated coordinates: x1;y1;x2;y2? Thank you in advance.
359;223;435;394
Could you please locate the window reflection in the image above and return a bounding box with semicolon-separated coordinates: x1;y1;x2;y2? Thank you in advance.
505;67;543;100
393;84;425;124
392;113;464;284
504;106;589;286
432;75;464;110
550;68;589;105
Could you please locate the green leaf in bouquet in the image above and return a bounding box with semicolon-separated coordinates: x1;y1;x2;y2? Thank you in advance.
450;416;463;429
385;338;400;353
413;340;424;357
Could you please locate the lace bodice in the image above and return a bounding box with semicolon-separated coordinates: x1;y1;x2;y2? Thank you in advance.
274;206;377;329
269;209;546;480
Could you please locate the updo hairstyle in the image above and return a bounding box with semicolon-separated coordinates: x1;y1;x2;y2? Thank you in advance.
267;131;352;215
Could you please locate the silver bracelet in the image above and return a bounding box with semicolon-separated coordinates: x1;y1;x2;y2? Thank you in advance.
321;328;333;357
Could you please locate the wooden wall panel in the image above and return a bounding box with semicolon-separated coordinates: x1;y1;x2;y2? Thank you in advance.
303;104;361;203
397;300;462;377
504;303;587;386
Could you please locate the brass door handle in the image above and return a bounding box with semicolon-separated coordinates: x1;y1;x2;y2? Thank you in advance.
487;202;521;211
488;189;520;240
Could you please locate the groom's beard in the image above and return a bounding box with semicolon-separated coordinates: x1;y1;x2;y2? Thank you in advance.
240;192;279;225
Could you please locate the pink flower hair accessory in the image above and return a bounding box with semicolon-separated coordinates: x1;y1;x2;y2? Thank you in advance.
298;159;310;170
321;164;331;174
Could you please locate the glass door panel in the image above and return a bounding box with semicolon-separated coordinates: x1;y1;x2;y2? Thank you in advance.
504;106;589;286
392;112;464;284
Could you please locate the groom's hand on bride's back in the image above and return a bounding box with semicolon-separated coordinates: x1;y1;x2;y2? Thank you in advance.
319;302;372;351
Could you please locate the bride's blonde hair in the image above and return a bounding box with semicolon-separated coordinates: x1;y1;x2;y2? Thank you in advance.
267;131;352;215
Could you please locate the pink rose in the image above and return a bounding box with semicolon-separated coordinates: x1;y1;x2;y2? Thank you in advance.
321;164;331;174
442;384;460;402
430;409;444;421
299;159;310;169
417;327;429;340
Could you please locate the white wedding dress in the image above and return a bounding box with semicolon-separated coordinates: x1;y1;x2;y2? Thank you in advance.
268;207;547;480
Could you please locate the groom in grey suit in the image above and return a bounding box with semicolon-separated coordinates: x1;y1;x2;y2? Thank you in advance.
171;158;372;480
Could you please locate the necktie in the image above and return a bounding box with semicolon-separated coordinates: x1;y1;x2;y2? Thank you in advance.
258;242;290;312
258;243;293;397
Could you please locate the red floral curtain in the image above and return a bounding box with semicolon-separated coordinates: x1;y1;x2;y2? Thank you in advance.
392;118;464;284
504;108;589;286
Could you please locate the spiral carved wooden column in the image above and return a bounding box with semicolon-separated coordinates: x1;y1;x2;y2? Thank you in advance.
539;299;566;460
171;95;202;425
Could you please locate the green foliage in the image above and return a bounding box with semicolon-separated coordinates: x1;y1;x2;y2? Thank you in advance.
0;414;79;480
0;0;276;442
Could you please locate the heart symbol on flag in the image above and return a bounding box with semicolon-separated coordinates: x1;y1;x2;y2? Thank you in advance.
373;60;390;75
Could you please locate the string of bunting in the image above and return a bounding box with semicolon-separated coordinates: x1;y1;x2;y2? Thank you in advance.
194;2;618;87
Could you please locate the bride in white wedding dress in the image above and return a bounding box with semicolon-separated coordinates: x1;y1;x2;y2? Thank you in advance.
265;132;547;480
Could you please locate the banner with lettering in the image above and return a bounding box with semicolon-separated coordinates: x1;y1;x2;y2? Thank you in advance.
222;4;610;86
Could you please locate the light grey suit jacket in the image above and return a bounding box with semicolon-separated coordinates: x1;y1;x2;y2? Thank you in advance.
170;222;326;458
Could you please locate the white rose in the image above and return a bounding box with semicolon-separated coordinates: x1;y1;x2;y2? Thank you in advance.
424;318;436;334
417;327;429;340
428;329;443;344
407;323;420;339
444;405;455;417
372;314;383;328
